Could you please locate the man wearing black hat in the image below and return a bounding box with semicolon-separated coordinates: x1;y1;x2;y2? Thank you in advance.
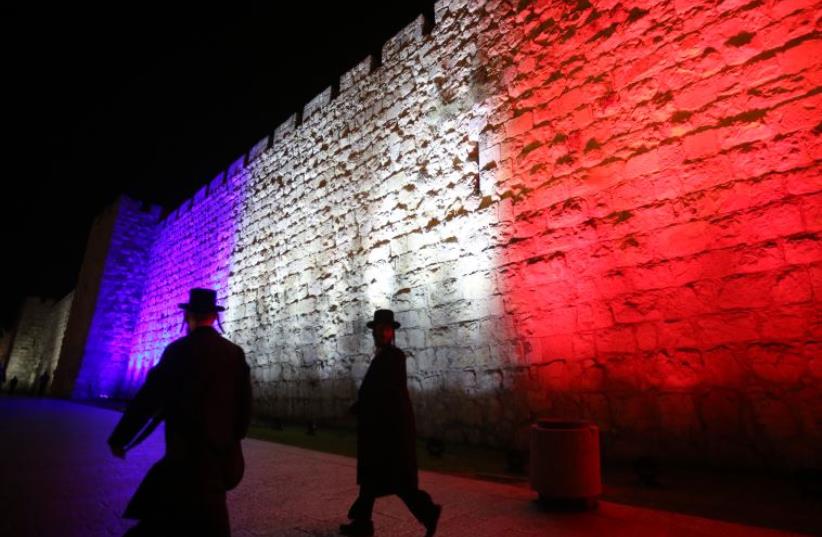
108;288;252;537
341;309;441;537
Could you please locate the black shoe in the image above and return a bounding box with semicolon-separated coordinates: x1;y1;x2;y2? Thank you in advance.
424;504;442;537
339;520;374;537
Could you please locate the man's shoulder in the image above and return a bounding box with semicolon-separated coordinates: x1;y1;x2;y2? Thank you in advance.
163;336;188;355
166;330;244;356
209;330;241;350
223;337;246;358
154;337;189;368
208;333;247;365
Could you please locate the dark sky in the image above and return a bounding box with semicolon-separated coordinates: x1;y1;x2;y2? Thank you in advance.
1;2;436;329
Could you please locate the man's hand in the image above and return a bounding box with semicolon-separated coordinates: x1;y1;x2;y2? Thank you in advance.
110;444;126;459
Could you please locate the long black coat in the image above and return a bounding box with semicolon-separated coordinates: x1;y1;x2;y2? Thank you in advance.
108;326;251;521
354;345;418;495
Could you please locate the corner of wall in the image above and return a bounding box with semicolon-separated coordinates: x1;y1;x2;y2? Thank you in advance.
340;56;374;95
273;114;298;144
383;14;425;61
227;154;246;180
247;134;273;165
303;86;333;123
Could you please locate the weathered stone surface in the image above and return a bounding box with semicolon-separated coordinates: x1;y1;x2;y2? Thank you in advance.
10;0;820;469
5;297;57;390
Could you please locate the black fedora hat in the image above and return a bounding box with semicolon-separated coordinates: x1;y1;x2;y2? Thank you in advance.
178;288;225;314
366;309;400;329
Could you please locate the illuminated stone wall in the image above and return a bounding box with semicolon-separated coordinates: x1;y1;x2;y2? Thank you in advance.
72;197;162;399
38;291;74;391
42;0;820;469
4;296;70;392
221;0;821;468
123;171;246;394
483;0;822;467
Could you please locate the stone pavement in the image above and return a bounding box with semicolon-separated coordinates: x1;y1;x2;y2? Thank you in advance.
0;398;810;537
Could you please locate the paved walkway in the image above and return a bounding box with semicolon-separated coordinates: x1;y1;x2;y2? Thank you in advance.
0;398;811;536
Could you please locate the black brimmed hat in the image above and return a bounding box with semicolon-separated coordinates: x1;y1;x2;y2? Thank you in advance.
366;309;400;329
178;288;225;314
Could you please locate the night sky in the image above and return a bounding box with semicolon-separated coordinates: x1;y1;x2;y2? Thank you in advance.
1;2;436;329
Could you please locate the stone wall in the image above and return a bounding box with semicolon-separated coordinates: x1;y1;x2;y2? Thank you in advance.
52;203;119;396
123;172;245;394
224;7;502;437
481;0;822;467
2;294;73;393
71;197;162;399
39;291;74;391
51;198;161;397
62;0;820;469
220;0;821;468
5;297;57;391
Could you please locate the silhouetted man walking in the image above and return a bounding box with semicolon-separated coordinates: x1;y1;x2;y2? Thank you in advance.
108;288;252;537
341;309;441;537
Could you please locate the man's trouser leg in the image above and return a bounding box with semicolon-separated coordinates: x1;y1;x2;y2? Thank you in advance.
347;487;377;521
398;487;436;525
198;496;231;537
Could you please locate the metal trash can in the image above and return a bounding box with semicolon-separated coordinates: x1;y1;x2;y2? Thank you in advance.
529;419;601;510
